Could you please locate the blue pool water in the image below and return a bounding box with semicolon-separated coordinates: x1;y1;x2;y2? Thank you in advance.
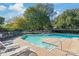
21;33;79;48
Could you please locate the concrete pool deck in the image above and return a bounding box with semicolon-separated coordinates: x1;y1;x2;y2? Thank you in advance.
43;38;79;56
13;37;50;56
13;37;79;56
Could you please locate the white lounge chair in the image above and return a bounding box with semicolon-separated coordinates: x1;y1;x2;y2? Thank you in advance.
0;41;5;49
0;41;20;55
0;41;6;55
1;46;37;56
4;44;20;53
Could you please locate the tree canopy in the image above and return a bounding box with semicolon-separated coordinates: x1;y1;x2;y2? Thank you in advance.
24;3;54;31
0;16;5;28
0;16;5;24
53;9;79;29
34;3;54;17
4;17;27;31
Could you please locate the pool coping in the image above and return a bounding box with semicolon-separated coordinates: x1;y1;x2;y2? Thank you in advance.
13;37;51;56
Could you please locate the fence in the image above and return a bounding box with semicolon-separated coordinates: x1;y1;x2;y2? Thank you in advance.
52;29;79;34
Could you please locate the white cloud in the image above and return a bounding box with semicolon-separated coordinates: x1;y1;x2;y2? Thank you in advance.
8;3;25;13
5;3;26;22
0;5;6;11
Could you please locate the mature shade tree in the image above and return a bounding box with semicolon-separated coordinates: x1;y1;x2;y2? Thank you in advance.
13;17;27;30
4;17;27;31
24;3;54;31
0;16;5;24
53;8;79;29
34;3;54;17
0;16;5;29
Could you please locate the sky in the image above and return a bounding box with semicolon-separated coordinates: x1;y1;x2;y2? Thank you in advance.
0;3;79;21
54;3;79;12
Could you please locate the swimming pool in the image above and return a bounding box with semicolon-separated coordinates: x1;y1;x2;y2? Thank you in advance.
21;33;79;48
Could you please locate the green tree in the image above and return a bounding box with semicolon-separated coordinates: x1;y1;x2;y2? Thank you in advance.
14;17;27;30
0;16;5;24
24;3;54;31
53;9;79;29
4;17;27;31
34;3;54;17
0;16;5;28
